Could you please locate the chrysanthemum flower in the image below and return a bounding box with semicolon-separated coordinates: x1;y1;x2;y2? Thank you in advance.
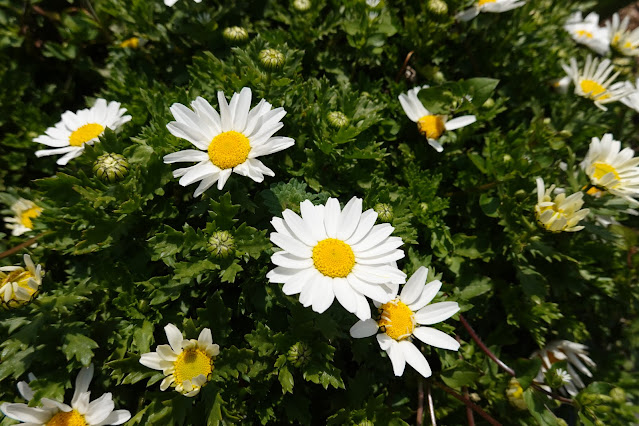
606;13;639;56
165;0;201;6
531;340;596;396
3;198;42;236
581;133;639;204
0;254;42;309
349;267;460;377
267;197;406;320
535;178;589;232
34;99;131;165
139;323;219;397
561;55;634;110
0;364;131;425
163;88;295;197
398;86;476;152
456;0;526;22
564;11;610;55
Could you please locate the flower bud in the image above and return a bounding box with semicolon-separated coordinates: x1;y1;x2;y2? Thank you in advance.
427;0;448;15
482;98;495;108
93;153;129;183
293;0;311;11
374;203;393;222
505;377;527;410
287;342;311;367
223;26;249;43
609;387;626;404
327;111;349;128
208;230;235;259
259;48;285;70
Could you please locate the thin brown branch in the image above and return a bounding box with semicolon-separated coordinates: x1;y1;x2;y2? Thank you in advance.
434;382;501;426
459;314;516;376
417;380;425;426
395;51;415;82
0;233;46;260
531;383;574;405
427;381;437;426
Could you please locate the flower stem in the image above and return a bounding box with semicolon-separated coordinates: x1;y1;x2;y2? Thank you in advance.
427;381;437;426
459;314;515;376
0;233;46;260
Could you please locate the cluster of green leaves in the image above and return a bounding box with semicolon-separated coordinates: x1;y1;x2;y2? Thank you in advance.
1;0;639;424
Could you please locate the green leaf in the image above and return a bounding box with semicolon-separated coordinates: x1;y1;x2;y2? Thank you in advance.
278;366;295;394
62;333;99;365
512;358;542;390
523;388;560;426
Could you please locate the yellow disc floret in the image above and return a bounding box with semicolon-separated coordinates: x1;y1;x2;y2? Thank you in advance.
417;115;446;140
312;238;356;278
174;348;213;386
591;162;620;184
579;80;609;100
69;123;105;147
378;299;416;341
2;270;38;299
576;30;593;39
478;0;496;5
208;131;251;169
46;410;87;426
20;206;42;229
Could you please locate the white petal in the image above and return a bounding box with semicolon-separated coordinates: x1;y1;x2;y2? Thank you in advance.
332;277;358;314
282;209;317;246
413;327;460;351
323;198;341;238
163;150;209;164
384;339;406;376
93;410;131;426
84;394;115;424
198;328;213;346
415;301;460;325
399;267;428;305
444;115;476;130
408;279;442;311
345;210;378;246
270;233;313;257
311;276;335;313
428;139;444;152
336;197;362;241
17;381;34;401
1;403;53;423
164;323;184;353
139;352;163;370
71;364;94;408
349;318;379;338
398;340;432;378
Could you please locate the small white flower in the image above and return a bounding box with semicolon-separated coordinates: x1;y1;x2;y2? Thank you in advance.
581;133;639;205
165;0;202;6
606;13;639;56
398;86;476;152
0;364;131;425
456;0;525;22
163;87;295;197
350;267;460;378
535;178;589;232
561;55;634;110
532;340;596;396
139;323;219;397
267;197;406;320
564;11;611;55
33;99;131;165
0;254;43;309
3;198;42;236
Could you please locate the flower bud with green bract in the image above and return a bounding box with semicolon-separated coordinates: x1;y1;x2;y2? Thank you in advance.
258;48;285;70
374;203;393;222
427;0;448;15
327;111;349;128
293;0;311;11
223;26;249;43
208;231;235;258
287;342;311;367
610;387;626;404
93;153;129;183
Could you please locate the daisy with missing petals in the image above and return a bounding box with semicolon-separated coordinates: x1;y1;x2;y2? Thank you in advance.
398;86;476;152
3;198;42;236
0;254;43;309
606;13;639;56
139;323;220;397
34;99;131;165
267;197;406;320
0;364;131;425
456;0;526;22
163;88;295;196
564;11;610;55
535;178;590;232
561;55;634;110
531;340;596;396
581;133;639;204
350;267;460;378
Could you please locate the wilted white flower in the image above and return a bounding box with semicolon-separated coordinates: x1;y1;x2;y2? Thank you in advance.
531;340;596;396
0;254;43;309
535;178;589;232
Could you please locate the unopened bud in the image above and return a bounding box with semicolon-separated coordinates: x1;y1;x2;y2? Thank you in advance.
208;230;235;258
93;153;129;183
223;26;249;43
427;0;448;15
293;0;311;11
610;387;626;404
287;342;312;367
482;98;495;108
374;203;393;222
327;111;349;128
259;48;285;70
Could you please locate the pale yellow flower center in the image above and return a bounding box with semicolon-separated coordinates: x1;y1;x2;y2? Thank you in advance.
174;348;213;386
312;238;355;278
417;115;445;140
208;131;251;169
579;80;609;100
592;162;620;186
1;269;37;299
69;123;105;147
120;37;140;48
478;0;496;5
46;410;87;426
20;206;42;228
576;29;593;39
378;299;415;341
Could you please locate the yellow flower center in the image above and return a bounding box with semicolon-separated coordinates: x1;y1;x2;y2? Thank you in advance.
208;131;251;169
378;299;416;341
2;270;37;298
579;80;609;100
592;162;620;184
20;206;42;228
576;29;593;39
69;123;105;147
311;238;356;278
174;348;213;386
417;115;445;140
612;33;621;45
512;383;523;399
46;410;87;426
478;0;496;5
120;37;140;48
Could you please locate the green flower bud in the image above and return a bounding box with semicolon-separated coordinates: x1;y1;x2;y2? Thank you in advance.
93;153;129;183
374;203;393;222
293;0;311;11
327;111;349;128
259;48;285;70
482;98;495;108
223;26;249;43
609;387;626;404
208;230;235;258
503;154;512;162
427;0;448;15
287;342;311;367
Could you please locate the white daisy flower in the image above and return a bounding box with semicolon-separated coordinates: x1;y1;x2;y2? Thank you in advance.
561;55;634;110
349;267;460;378
0;254;43;309
3;198;42;236
581;133;639;205
606;13;639;56
139;323;220;397
34;99;131;166
456;0;526;22
564;11;611;55
535;178;590;232
165;0;202;6
398;86;476;152
266;197;406;320
531;340;596;396
0;364;131;425
163;87;295;197
620;78;639;113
